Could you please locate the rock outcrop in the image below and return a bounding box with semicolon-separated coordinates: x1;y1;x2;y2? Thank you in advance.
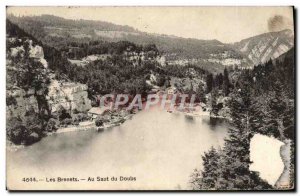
233;29;294;65
46;80;92;113
7;36;91;118
7;80;92;119
28;40;48;68
9;39;48;68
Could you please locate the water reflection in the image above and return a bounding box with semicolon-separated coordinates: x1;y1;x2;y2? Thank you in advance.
7;108;228;190
184;115;195;123
201;117;228;131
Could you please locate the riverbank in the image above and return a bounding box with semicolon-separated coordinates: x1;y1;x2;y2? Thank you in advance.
6;141;25;152
168;104;231;120
7;104;229;190
52;121;95;134
7;108;136;151
54;111;135;134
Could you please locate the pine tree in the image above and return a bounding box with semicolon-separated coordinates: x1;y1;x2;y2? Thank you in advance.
200;147;220;189
191;49;295;190
190;147;220;190
191;79;272;190
216;87;253;189
216;80;271;190
206;73;213;93
223;68;230;96
250;80;293;139
196;83;206;104
210;88;218;116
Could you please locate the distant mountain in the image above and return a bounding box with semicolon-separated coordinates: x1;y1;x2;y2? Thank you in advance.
7;14;295;74
232;29;294;65
7;14;248;73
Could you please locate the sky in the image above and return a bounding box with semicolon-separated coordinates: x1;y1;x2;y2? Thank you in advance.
7;6;294;43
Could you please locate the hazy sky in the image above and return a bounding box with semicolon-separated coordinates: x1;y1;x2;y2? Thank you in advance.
7;6;294;43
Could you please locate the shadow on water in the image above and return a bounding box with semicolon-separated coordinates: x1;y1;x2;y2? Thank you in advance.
184;115;195;123
202;117;228;131
7;107;230;190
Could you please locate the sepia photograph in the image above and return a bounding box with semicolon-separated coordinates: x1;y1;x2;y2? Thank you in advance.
5;6;295;191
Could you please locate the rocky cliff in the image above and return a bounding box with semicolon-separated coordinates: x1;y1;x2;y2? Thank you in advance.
7;79;92;118
232;29;294;65
46;80;92;113
7;37;92;119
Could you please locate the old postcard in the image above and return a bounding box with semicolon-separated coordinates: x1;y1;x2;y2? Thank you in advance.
6;6;295;191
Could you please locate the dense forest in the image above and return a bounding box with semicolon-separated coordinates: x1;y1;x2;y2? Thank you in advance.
6;17;295;190
190;48;295;190
6;19;157;144
6;19;209;145
7;21;213;101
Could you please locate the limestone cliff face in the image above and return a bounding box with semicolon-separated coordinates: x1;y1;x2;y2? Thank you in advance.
7;37;92;118
7;80;92;118
233;29;294;65
28;40;48;68
9;39;48;69
46;80;92;113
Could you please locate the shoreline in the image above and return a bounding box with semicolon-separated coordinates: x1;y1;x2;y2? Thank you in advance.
168;105;231;121
53;113;135;134
7;103;230;151
7;111;135;151
7;107;292;190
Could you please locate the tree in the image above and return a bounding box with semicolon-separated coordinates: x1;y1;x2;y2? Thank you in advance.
7;111;44;145
45;118;57;132
223;68;230;96
216;88;254;189
210;88;218;116
206;74;213;93
95;116;104;127
196;83;206;104
57;105;71;121
191;85;272;190
218;84;271;190
156;74;166;87
10;41;50;92
191;147;220;190
214;73;223;89
7;117;27;145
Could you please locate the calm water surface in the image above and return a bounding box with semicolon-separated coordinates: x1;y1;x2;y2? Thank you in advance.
7;107;228;190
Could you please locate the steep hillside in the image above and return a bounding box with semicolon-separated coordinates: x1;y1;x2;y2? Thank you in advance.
7;19;92;114
7;14;247;72
6;19;92;145
232;29;294;65
273;46;294;65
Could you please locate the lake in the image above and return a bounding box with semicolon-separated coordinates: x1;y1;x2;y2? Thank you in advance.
7;107;228;190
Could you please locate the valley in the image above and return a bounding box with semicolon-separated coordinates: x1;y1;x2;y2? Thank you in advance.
6;12;295;191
